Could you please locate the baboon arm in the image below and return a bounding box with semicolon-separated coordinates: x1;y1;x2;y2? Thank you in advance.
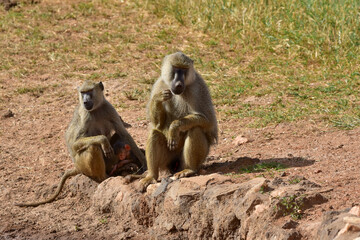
170;113;212;133
167;113;212;150
148;92;167;129
72;135;112;158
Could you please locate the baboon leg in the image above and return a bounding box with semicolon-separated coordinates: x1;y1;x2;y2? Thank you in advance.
139;129;175;189
175;127;209;179
75;144;107;183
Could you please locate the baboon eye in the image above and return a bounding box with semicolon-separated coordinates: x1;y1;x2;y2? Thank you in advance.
81;90;93;96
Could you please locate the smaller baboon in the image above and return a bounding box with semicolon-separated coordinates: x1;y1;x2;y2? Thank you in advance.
137;52;218;190
108;140;139;176
15;80;146;207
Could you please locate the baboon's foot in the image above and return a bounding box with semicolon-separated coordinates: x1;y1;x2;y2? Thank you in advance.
173;169;196;179
138;176;157;192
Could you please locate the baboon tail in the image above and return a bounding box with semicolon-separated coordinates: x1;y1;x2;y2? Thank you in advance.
14;168;79;207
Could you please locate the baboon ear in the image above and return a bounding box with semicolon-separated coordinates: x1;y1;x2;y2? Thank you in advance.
98;82;104;91
125;144;131;151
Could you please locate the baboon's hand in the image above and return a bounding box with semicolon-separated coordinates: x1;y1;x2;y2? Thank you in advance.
168;121;180;150
161;89;172;101
102;143;114;159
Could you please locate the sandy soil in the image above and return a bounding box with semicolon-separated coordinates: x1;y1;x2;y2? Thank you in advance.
0;1;359;238
1;77;359;239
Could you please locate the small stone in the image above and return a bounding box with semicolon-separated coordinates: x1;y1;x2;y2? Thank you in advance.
254;204;267;215
2;109;14;119
165;222;176;231
349;206;360;217
152;177;173;197
336;223;360;238
233;135;248;146
343;216;360;225
3;0;18;11
282;220;299;229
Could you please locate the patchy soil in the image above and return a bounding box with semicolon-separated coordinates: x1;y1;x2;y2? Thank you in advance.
0;1;359;239
1;77;360;239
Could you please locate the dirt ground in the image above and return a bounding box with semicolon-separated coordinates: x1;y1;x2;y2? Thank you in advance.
0;1;359;239
1;77;360;239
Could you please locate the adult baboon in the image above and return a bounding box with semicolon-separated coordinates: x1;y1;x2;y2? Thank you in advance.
139;52;218;190
15;80;146;207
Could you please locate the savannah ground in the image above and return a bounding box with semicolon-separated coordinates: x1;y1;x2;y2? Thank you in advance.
0;0;359;239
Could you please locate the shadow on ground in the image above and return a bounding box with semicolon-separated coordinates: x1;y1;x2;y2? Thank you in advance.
204;156;316;175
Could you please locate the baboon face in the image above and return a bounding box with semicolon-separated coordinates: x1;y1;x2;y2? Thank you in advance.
79;80;104;111
81;91;94;110
163;52;194;95
170;67;187;95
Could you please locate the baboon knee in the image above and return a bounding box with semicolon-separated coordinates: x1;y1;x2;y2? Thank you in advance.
87;145;103;156
149;129;167;142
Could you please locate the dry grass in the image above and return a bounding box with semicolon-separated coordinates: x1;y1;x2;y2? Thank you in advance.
1;0;359;128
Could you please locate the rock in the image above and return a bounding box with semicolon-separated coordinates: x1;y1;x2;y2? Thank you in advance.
336;222;360;239
89;173;330;239
300;221;321;239
0;0;17;11
2;109;14;119
92;177;142;215
69;174;98;198
282;220;299;229
317;208;360;240
152;177;173;197
343;216;360;225
349;206;360;217
233;135;249;146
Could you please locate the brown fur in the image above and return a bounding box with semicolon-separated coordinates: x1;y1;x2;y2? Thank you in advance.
15;80;146;207
138;52;218;191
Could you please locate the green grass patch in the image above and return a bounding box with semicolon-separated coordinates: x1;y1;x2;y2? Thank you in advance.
123;88;149;101
240;162;286;174
288;177;302;185
1;0;359;129
331;115;360;130
139;0;360;129
16;86;46;96
276;195;304;220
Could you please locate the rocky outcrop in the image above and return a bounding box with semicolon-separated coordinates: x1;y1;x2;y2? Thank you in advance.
88;174;330;239
317;206;360;240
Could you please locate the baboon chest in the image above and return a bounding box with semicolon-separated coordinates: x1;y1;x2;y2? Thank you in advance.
165;97;192;121
85;119;114;139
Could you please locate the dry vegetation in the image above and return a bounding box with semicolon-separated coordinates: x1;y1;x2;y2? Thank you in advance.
0;0;359;239
1;0;359;128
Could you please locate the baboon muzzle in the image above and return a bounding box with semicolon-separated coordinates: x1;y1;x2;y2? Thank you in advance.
171;71;185;95
83;101;93;110
82;93;94;110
